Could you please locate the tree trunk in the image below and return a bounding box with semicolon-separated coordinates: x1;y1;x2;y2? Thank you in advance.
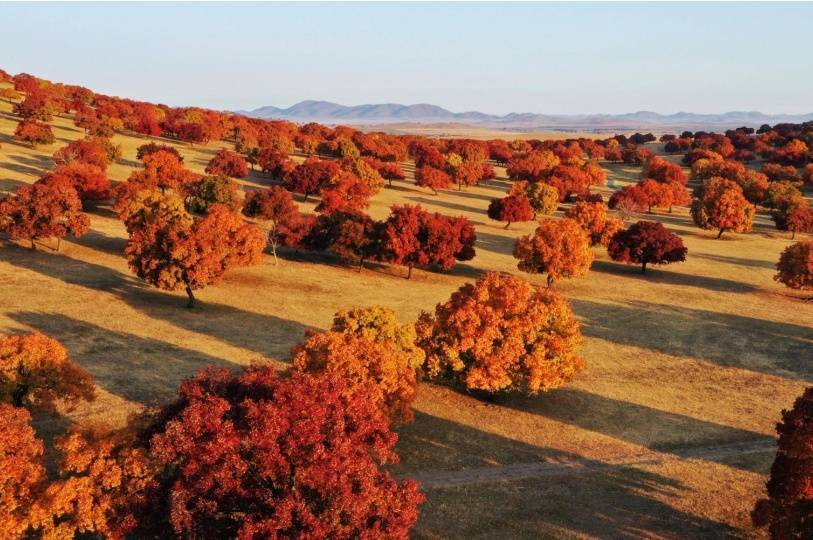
185;285;196;309
407;266;413;280
431;187;438;196
11;384;27;408
546;274;554;287
303;192;309;203
641;261;647;274
717;227;725;239
56;237;61;252
792;230;796;240
504;221;511;229
30;239;36;250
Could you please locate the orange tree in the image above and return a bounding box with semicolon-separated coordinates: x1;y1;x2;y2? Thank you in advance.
125;204;265;307
415;272;584;394
564;200;624;247
514;218;594;285
0;333;95;413
690;177;755;238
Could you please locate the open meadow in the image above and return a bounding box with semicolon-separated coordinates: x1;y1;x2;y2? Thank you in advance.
1;90;812;539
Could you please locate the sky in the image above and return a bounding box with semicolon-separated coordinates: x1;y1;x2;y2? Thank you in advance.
1;2;811;116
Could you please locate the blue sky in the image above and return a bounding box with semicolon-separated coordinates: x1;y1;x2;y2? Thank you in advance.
1;2;811;115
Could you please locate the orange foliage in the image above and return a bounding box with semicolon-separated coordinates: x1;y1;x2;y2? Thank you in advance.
514;218;594;285
416;272;584;394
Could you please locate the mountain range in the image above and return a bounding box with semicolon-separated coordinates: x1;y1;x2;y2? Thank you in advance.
237;100;813;132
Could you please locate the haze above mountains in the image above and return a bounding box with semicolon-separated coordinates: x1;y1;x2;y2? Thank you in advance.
239;100;813;132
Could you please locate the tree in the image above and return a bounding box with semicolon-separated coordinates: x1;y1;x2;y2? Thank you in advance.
116;188;192;234
514;218;594;285
53;138;110;171
607;221;687;273
773;205;813;239
242;186;299;264
608;184;650;217
292;329;420;423
316;171;372;214
284;158;340;201
39;162;111;202
125;204;265;307
136;142;183;162
332;306;425;370
415;272;584;394
0;182;90;250
764;181;805;213
341;158;385;194
36;424;158;539
643;157;687;185
414;165;452;194
131;150;198;193
0;333;95;413
205;148;248;178
774;240;813;298
506;150;560;181
564;201;623;247
13;119;55;147
184;175;240;214
378;205;476;278
690;177;755;238
753;387;813;537
301;211;379;267
487;194;533;229
0;404;47;539
146;366;423;537
510;181;559;218
257;147;295;178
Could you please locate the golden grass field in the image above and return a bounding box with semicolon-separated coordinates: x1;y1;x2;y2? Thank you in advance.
1;91;812;539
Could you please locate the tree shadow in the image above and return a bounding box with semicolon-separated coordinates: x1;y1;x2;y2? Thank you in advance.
693;252;777;270
71;228;127;255
6;312;237;405
591;259;758;293
501;389;772;473
475;230;517;256
571;298;813;380
0;178;27;193
0;245;312;361
398;412;740;539
406;195;482;216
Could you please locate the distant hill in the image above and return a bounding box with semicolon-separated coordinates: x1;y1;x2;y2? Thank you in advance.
237;101;813;132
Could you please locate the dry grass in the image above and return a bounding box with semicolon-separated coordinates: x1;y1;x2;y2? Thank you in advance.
1;93;811;539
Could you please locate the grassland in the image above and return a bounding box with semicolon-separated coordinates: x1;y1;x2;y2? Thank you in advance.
1;93;811;539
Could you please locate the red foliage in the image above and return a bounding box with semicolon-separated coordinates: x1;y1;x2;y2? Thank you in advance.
643;157;687;185
205;148;248;178
40;162;111;202
415;165;452;194
608;220;687;273
753;387;813;537
284;158;340;201
13;119;55;147
52;138;110;171
487;194;533;228
316;171;372;214
136;142;182;163
146;367;423;537
773;205;813;239
0;182;89;248
506;150;560;181
609;185;650;214
378;205;476;278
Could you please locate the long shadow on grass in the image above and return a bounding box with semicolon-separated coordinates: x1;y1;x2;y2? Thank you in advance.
406;195;484;216
0;245;311;361
475;229;520;257
502;389;772;473
398;412;739;539
6;311;237;405
591;259;758;293
572;298;813;380
693;252;777;270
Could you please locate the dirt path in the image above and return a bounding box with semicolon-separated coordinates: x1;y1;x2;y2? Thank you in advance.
406;439;776;490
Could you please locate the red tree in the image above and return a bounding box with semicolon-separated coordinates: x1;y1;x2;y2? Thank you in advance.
145;367;423;537
774;240;813;298
284;158;340;201
378;205;476;278
39;162;111;202
13;119;55;147
487;194;533;229
607;221;687;273
242;186;299;263
753;387;813;537
205;149;248;178
414;165;452;194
